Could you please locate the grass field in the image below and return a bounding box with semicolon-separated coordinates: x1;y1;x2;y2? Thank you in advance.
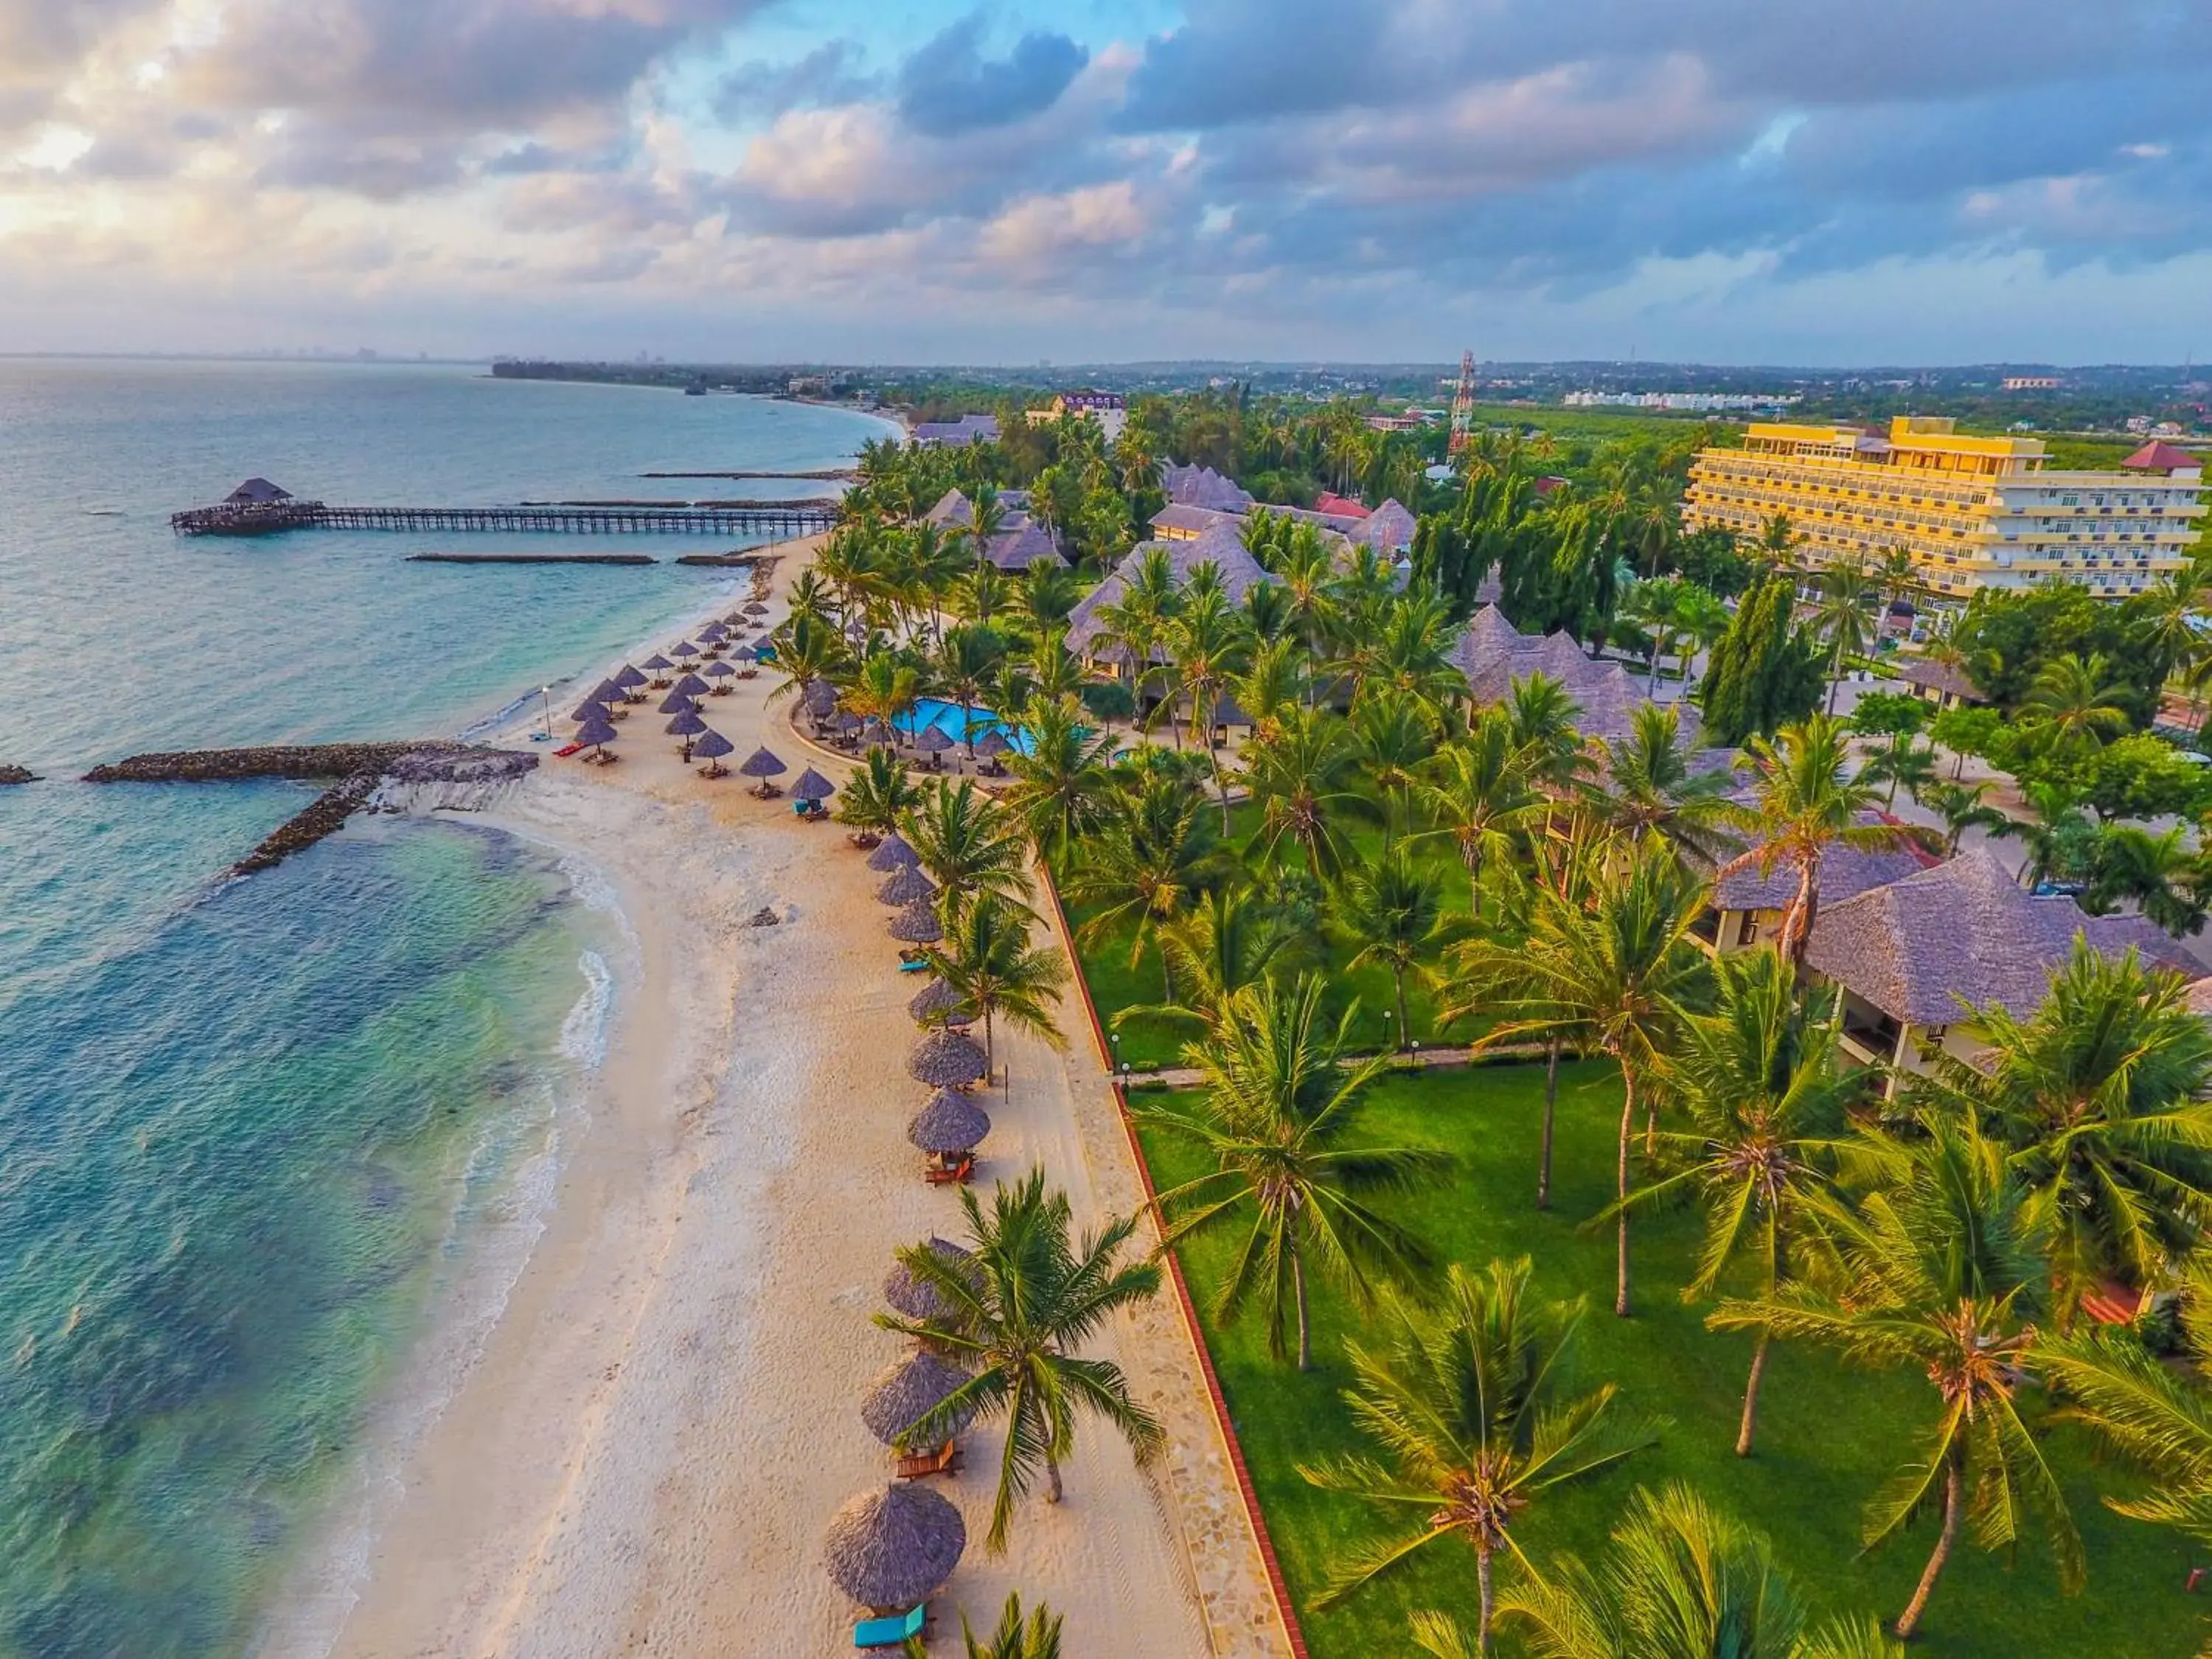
1128;1061;2203;1658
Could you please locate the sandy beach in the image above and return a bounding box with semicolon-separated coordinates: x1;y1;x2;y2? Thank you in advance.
292;539;1287;1659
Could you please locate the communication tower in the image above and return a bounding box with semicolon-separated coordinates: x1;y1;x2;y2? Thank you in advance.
1447;349;1477;457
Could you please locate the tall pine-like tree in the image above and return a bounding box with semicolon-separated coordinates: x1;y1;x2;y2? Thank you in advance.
1700;575;1824;745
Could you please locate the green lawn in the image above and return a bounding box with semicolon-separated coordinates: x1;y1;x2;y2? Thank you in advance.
1064;802;1482;1069
1130;1061;2203;1658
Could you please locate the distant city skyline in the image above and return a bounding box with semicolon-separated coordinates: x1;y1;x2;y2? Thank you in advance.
2;1;2208;364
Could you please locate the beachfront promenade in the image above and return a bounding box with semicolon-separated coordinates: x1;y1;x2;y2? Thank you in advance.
316;534;1290;1659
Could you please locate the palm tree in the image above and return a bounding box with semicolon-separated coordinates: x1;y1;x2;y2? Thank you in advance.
768;609;846;709
1618;950;1858;1454
1334;849;1450;1046
905;779;1035;915
1138;975;1449;1368
1910;776;2010;856
1718;716;1897;968
1017;563;1082;635
1354;689;1439;845
843;648;923;733
2041;1254;2212;1561
1155;584;1253;822
1486;1482;1904;1659
925;896;1068;1067
880;1170;1165;1551
1415;712;1539;917
961;1593;1062;1659
937;625;1009;753
1113;887;1289;1042
1093;545;1179;703
1298;1258;1658;1649
835;747;922;840
2008;780;2096;891
1576;703;1733;864
1710;1116;2083;1639
998;695;1117;865
1912;941;2212;1326
1455;839;1710;1315
1809;556;1877;714
1245;705;1376;877
2087;822;2208;936
1228;635;1308;742
1062;768;1224;999
2020;651;2130;754
1503;672;1587;795
1856;734;1935;810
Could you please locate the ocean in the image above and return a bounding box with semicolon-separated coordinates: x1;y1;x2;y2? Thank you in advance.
0;361;891;1658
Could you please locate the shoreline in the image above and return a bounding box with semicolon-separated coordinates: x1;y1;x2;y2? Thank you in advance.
274;532;1242;1658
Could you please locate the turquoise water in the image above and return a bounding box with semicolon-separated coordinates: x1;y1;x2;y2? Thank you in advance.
0;361;891;1658
896;697;1035;754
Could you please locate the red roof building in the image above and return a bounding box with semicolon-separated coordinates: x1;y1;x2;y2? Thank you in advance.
1312;492;1370;518
2122;441;2204;475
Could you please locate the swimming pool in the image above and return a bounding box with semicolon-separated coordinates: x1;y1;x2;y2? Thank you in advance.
895;698;1036;755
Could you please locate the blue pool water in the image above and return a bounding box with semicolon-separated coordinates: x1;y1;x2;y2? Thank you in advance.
896;697;1034;755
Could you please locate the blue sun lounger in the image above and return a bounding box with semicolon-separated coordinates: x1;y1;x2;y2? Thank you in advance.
854;1603;926;1649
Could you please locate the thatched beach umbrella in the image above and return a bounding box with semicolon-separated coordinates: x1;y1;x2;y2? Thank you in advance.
574;714;618;761
883;1237;973;1321
877;866;937;907
888;900;944;946
614;664;648;699
861;718;893;749
834;710;863;734
908;978;974;1028
908;1089;990;1157
740;746;787;797
672;641;699;663
731;644;759;663
792;766;835;804
592;678;625;703
908;1028;987;1088
743;599;771;617
571;698;611;723
666;709;707;737
867;832;920;873
916;725;953;757
642;653;673;673
860;1352;975;1447
674;672;710;697
703;660;737;692
975;729;1011;759
804;680;838;720
694;728;735;777
699;620;728;640
823;1484;965;1610
659;689;699;715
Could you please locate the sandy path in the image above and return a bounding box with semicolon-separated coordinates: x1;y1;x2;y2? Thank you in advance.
301;543;1270;1658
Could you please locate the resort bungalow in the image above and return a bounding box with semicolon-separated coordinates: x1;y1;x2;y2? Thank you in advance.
921;489;1065;570
1896;655;1988;712
1065;523;1270;684
911;414;1001;449
1801;849;2194;1093
1705;824;1934;952
1158;462;1256;514
1451;605;1689;747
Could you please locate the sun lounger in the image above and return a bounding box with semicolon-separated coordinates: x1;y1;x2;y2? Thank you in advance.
553;742;584;758
853;1604;927;1649
895;1440;959;1480
925;1155;975;1186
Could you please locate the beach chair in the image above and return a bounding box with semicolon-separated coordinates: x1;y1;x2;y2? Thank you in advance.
853;1604;927;1649
925;1155;975;1187
895;1439;959;1480
553;742;584;759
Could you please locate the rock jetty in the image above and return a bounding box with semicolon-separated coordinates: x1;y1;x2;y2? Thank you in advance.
83;743;538;874
0;765;40;785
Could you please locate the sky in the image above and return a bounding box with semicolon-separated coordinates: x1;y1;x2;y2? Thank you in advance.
2;0;2210;366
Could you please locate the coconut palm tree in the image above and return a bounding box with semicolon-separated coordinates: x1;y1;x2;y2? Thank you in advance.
1576;703;1734;865
1093;545;1180;703
1138;975;1450;1368
880;1169;1165;1551
2020;651;2131;755
2009;779;2098;891
1718;716;1899;968
1455;838;1711;1315
1483;1482;1902;1659
2087;822;2208;936
1333;848;1451;1046
1809;556;1877;714
1017;562;1082;635
1910;776;2011;856
835;747;923;840
1354;689;1440;846
1298;1257;1658;1649
1024;626;1086;704
1153;584;1253;821
1615;950;1859;1454
1909;941;2212;1326
1228;635;1309;742
961;1593;1063;1659
1415;711;1540;917
1245;705;1377;877
1710;1116;2083;1639
1112;887;1290;1042
998;695;1118;865
937;625;1009;753
905;779;1035;916
843;648;923;734
925;895;1068;1067
1503;672;1587;794
1062;768;1225;1000
768;609;847;709
1856;734;1936;811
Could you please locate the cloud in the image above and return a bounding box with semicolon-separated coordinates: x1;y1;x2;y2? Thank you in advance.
895;13;1090;138
714;39;879;122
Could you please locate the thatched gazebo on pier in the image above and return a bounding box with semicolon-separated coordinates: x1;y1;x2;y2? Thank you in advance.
822;1484;965;1612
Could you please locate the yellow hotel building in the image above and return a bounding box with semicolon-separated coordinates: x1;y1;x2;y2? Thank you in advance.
1683;417;2204;599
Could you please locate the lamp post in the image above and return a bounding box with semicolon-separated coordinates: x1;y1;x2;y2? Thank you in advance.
538;685;554;741
1411;1039;1422;1070
1382;1008;1396;1054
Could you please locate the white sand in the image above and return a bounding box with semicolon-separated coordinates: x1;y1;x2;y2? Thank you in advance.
297;546;1239;1658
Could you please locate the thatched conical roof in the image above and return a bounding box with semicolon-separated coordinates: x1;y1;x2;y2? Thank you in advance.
792;766;835;802
804;679;838;717
907;978;966;1024
739;746;787;778
975;729;1011;758
860;1351;976;1447
822;1483;965;1609
877;866;938;907
883;1237;974;1320
908;1089;990;1155
888;900;944;945
674;672;710;696
667;710;708;737
867;832;920;873
908;1028;987;1088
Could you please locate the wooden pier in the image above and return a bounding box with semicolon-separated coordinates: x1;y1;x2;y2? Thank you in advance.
170;500;838;538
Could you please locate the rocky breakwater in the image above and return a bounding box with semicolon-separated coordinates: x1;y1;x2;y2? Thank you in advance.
0;765;40;785
82;742;538;874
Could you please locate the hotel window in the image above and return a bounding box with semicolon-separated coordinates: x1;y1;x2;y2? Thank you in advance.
1736;914;1760;947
